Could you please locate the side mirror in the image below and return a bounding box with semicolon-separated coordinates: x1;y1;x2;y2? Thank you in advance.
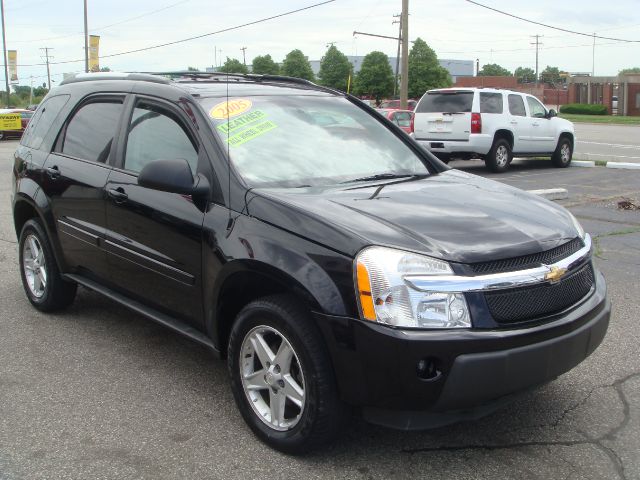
547;109;557;118
138;159;209;198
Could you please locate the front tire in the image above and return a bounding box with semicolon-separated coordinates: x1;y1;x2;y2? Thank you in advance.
19;219;77;311
485;138;513;173
552;137;572;168
228;295;349;454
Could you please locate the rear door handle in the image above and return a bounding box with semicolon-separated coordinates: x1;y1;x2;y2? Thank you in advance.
46;166;60;179
532;122;540;127
510;121;517;125
108;187;128;203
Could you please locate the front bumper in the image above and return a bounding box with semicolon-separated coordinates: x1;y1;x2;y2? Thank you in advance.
314;270;610;429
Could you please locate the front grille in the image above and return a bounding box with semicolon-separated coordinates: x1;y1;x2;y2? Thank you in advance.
485;263;595;324
469;237;584;275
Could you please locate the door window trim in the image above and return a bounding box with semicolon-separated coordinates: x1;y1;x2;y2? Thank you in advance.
53;93;127;166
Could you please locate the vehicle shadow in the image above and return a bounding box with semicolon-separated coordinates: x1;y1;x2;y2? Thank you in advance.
449;158;560;176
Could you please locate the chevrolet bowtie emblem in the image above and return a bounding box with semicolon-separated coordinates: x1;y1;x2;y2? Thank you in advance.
545;266;568;283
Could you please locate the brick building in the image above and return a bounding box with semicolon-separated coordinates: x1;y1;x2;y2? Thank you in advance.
567;74;640;115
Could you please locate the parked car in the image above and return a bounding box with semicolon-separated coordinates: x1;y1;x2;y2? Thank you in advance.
12;73;609;453
379;99;418;110
376;108;414;134
413;88;576;172
612;95;618;111
0;108;33;140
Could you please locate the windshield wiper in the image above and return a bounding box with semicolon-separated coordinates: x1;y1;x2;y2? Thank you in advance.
340;173;419;184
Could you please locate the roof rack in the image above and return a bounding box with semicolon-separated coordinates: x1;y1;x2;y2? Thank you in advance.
59;72;171;86
148;71;317;87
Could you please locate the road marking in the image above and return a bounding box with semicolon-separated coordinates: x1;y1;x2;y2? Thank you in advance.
576;141;640;149
576;152;640;159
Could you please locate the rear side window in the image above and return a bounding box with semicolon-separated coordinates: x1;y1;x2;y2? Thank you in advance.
394;111;412;127
480;93;503;114
20;94;70;149
508;94;526;116
416;92;473;113
124;102;198;174
62;100;123;163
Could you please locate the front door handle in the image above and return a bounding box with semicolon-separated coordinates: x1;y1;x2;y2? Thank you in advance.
108;187;128;203
46;166;60;179
510;121;518;125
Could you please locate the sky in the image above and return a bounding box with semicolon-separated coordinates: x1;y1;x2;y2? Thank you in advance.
3;0;640;88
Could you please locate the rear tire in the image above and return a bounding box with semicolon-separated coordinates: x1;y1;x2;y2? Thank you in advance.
485;138;512;173
228;295;349;454
19;219;77;312
552;136;572;168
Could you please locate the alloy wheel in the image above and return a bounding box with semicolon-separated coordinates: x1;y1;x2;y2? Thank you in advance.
23;234;47;298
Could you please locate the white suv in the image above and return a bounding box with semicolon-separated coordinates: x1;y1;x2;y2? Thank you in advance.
413;88;575;172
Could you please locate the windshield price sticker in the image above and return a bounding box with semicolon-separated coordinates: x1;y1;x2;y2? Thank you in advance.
209;98;253;120
0;113;22;130
227;120;277;147
216;110;266;135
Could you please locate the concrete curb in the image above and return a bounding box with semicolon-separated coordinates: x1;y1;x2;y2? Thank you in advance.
571;160;596;167
606;162;640;170
527;188;569;200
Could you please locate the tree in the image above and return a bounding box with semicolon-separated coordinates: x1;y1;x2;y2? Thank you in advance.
540;66;561;83
514;66;536;83
354;51;394;103
408;37;451;98
100;66;112;72
281;49;315;81
252;54;280;75
619;67;640;75
12;85;31;97
318;45;352;91
33;86;48;97
187;66;199;72
219;57;249;74
478;63;512;76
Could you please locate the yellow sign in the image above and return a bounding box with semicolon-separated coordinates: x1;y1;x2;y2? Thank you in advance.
545;266;568;283
0;113;22;130
209;99;252;120
8;50;17;83
89;35;100;72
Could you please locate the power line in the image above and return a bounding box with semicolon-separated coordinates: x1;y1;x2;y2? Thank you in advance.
29;0;336;67
465;0;640;43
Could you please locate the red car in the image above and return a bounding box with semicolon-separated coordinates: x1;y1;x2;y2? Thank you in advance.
379;99;418;111
377;108;414;134
0;109;33;140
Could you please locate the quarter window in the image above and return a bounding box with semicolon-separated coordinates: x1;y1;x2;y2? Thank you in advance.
508;94;526;116
124;103;198;174
62;100;123;163
480;93;503;114
526;96;547;118
20;94;70;149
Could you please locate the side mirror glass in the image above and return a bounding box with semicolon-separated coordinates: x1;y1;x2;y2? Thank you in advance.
138;159;209;198
548;109;557;118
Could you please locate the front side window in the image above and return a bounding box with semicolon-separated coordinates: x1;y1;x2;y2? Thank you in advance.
124;103;198;174
200;95;430;187
508;94;526;116
480;93;503;114
526;96;547;118
62;100;123;163
20;94;70;149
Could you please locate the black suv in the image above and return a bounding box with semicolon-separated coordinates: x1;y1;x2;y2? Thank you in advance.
12;73;610;453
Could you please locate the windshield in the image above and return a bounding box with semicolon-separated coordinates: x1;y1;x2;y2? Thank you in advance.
416;91;473;113
199;95;429;187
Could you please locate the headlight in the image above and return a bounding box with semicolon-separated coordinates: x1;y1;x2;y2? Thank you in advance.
569;213;586;239
355;246;471;329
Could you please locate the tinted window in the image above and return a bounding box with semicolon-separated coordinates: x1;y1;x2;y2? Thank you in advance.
526;96;546;117
20;111;34;120
62;101;123;163
394;111;412;127
417;92;473;113
508;94;526;116
20;94;70;149
124;103;198;174
200;95;429;187
480;93;503;114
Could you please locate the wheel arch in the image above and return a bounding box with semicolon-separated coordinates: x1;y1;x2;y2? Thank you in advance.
493;129;514;148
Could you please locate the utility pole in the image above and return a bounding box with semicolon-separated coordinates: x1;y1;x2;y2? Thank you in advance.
40;48;53;90
29;75;33;104
240;47;247;66
83;0;89;73
392;13;401;97
530;34;543;85
591;32;596;77
1;0;9;107
213;45;216;70
400;0;409;109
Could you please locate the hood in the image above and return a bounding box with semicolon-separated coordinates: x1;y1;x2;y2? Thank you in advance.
245;170;578;264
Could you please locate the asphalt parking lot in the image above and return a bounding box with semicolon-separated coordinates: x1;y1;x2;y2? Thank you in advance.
1;140;639;480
